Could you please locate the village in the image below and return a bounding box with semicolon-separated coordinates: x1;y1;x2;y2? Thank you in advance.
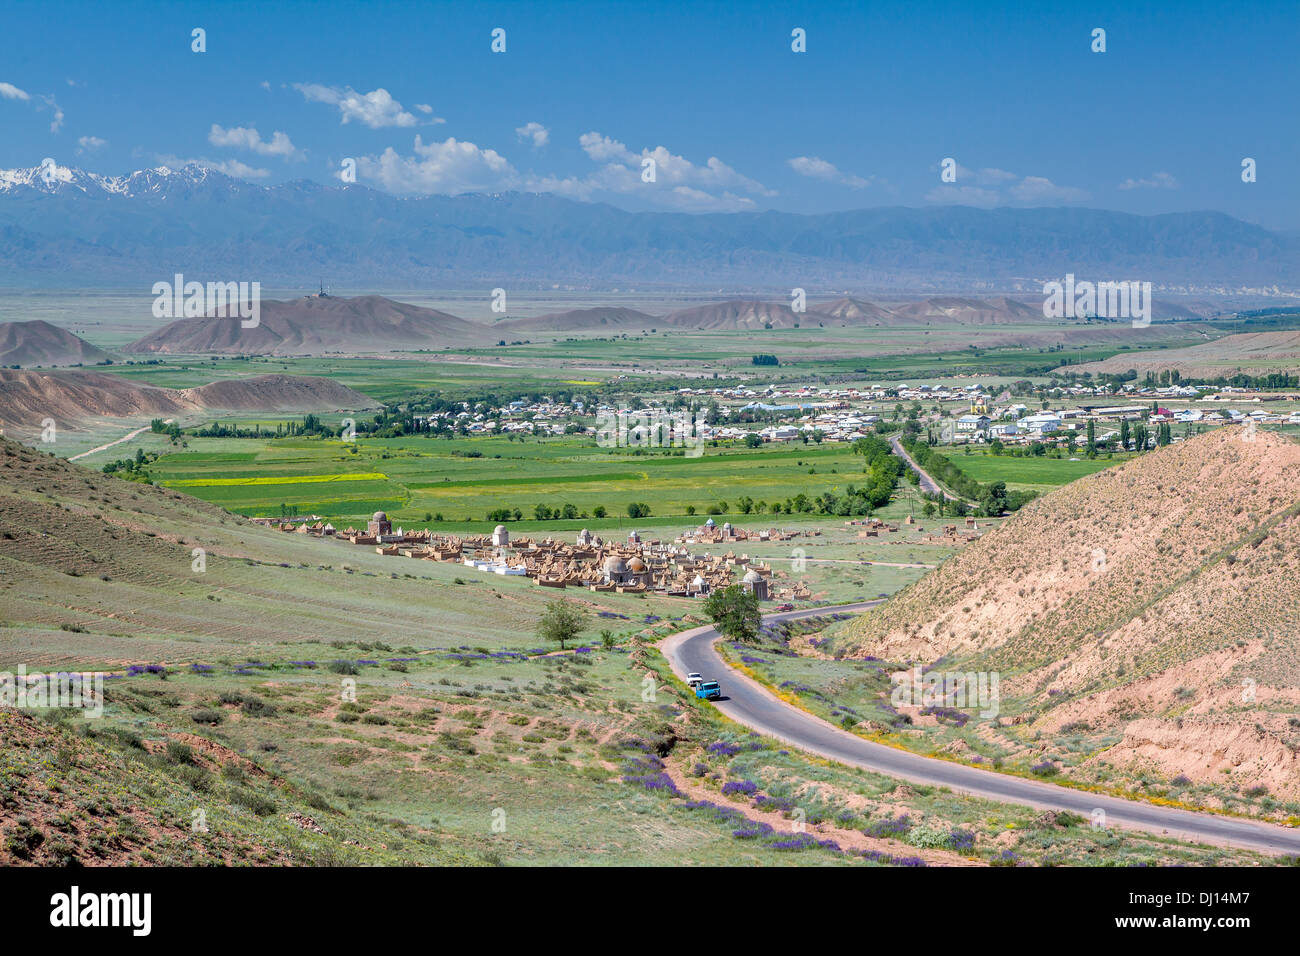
425;378;1300;452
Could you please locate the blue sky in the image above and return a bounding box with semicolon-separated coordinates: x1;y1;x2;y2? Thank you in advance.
2;0;1296;228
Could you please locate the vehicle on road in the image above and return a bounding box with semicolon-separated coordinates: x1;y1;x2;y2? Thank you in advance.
774;603;794;612
695;680;722;701
686;672;704;690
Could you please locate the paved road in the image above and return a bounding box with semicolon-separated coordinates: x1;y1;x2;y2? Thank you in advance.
661;601;1300;856
889;435;960;501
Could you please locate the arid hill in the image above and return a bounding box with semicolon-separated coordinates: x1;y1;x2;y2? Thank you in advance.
1065;329;1300;379
0;368;196;427
836;429;1300;797
884;296;1045;325
815;297;911;325
496;306;659;333
180;374;378;411
661;299;831;330
0;320;114;367
0;369;376;430
124;295;485;356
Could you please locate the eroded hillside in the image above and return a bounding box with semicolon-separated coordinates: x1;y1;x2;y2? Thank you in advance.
836;429;1300;799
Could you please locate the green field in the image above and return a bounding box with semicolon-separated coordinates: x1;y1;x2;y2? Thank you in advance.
945;450;1124;492
143;434;887;527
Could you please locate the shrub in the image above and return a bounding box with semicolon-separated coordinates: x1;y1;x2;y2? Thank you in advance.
229;788;277;816
4;818;45;860
240;697;276;718
906;825;950;849
165;741;195;764
175;764;213;792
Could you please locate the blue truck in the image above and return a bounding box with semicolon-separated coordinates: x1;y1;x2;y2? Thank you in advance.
695;680;722;701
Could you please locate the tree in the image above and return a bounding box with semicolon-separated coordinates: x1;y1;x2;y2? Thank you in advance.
979;480;1008;517
537;598;588;651
702;584;761;643
744;432;763;448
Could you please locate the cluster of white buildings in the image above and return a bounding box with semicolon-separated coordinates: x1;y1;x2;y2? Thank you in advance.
952;399;1300;445
421;378;1299;448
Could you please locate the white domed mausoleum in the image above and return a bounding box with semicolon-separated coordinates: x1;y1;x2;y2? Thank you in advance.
741;567;770;601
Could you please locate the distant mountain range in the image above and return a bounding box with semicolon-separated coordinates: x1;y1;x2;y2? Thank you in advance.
2;163;1298;290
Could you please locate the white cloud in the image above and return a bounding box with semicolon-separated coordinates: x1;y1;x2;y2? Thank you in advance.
293;83;429;128
259;80;271;91
77;135;107;153
208;124;299;159
927;166;1088;206
354;135;516;194
212;158;271;179
663;186;757;212
155;154;270;180
2;82;63;131
787;156;870;189
577;131;774;199
346;127;767;210
972;167;1018;185
578;132;636;163
415;103;434;114
1119;171;1178;190
516;121;549;148
1009;176;1089;203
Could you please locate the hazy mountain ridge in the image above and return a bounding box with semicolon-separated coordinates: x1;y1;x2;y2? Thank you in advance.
2;164;1297;289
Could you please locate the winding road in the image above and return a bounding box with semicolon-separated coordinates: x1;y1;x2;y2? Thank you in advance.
661;601;1300;855
889;435;961;501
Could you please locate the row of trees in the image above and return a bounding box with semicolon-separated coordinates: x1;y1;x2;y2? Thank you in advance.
902;438;1037;516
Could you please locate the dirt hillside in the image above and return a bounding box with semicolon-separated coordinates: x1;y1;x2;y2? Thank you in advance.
125;295;486;355
0;320;114;367
837;428;1300;796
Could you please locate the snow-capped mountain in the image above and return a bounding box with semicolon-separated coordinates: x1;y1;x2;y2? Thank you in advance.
1;163;1298;290
0;162;231;199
